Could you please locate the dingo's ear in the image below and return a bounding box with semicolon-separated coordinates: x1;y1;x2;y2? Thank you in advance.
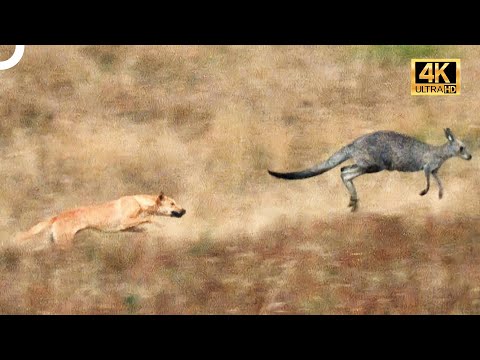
157;192;165;203
444;128;455;142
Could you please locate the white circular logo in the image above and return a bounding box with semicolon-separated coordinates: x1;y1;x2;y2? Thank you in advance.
0;45;25;70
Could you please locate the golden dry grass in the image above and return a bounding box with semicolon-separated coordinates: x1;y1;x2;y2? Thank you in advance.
0;45;479;314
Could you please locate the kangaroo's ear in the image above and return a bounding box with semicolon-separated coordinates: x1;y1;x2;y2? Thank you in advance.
444;128;455;142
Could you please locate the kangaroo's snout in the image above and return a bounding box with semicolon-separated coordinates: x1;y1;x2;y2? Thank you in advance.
171;209;186;218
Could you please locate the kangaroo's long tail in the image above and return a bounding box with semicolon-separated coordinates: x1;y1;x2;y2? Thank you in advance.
268;145;352;180
15;218;54;242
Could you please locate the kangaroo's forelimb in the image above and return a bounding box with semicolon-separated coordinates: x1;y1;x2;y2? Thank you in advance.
420;167;443;199
420;167;431;196
432;170;443;199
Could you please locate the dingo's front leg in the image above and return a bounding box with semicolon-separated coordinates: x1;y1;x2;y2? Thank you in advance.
120;215;154;232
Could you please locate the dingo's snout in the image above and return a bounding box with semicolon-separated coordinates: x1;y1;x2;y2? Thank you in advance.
171;209;186;218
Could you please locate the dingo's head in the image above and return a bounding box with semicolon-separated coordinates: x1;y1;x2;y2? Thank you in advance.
444;128;472;161
155;192;186;218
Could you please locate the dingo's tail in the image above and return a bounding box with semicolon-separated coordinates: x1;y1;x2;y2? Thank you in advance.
268;145;352;180
15;218;54;242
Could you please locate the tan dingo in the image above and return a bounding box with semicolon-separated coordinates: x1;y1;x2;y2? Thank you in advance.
15;192;186;248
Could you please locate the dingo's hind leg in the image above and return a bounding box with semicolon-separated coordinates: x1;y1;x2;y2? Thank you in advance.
50;222;77;249
121;227;146;233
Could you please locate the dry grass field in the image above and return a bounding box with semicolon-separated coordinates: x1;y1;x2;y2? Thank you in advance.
0;45;479;314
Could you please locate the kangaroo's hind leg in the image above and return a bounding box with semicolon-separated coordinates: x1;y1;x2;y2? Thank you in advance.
340;165;368;212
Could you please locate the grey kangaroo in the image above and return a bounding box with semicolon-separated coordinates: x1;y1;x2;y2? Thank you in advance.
268;128;472;211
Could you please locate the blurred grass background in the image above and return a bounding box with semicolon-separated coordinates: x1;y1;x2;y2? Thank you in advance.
0;45;479;314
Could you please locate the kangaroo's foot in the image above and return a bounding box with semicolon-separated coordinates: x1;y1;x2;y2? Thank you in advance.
438;189;443;199
419;188;429;196
348;198;358;212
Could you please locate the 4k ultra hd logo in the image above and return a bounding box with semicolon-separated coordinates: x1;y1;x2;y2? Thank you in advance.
411;59;461;95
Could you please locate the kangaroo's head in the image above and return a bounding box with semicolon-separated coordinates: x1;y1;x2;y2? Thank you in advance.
155;192;186;218
444;128;472;160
